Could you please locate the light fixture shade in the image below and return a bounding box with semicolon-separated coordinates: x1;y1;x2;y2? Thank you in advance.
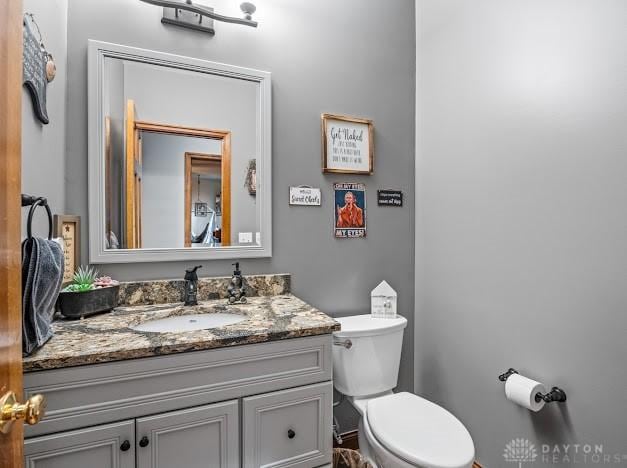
138;0;258;35
240;2;256;20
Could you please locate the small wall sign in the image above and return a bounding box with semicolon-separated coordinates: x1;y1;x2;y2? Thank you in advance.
289;186;321;206
53;215;81;285
334;182;366;238
23;13;55;125
322;114;374;175
377;190;403;207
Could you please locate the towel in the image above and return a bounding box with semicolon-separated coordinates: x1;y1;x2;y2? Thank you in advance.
22;237;64;355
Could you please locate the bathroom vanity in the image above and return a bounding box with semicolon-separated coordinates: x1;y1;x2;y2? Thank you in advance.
22;274;338;468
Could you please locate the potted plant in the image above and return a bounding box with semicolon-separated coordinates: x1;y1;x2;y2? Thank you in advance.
58;266;120;319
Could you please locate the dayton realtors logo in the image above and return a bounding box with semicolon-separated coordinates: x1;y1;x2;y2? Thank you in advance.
504;439;538;468
504;439;627;465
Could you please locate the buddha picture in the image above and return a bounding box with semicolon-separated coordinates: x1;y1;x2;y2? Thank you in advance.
334;182;366;238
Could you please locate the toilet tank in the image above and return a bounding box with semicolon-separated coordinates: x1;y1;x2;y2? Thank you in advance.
332;314;407;397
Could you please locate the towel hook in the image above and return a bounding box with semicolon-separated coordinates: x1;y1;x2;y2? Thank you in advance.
22;195;53;240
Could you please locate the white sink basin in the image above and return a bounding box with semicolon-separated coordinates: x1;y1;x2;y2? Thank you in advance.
132;313;246;333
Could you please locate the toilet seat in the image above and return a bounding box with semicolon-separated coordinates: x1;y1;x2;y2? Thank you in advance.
366;392;475;468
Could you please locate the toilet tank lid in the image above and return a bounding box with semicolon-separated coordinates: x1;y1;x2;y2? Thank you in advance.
333;314;407;338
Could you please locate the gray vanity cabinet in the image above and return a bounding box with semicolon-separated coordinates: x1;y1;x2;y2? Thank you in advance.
136;400;239;468
24;420;135;468
24;336;333;468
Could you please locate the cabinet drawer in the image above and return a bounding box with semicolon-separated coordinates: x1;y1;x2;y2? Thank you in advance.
24;420;134;468
243;382;333;468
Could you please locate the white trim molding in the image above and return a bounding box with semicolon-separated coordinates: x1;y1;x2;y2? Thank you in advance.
88;40;272;263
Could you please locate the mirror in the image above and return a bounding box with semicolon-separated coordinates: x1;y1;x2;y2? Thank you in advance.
89;41;271;263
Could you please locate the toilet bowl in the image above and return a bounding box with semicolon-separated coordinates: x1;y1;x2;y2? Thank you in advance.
333;315;474;468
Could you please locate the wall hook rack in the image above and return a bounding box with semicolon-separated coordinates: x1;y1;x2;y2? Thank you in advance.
498;368;567;404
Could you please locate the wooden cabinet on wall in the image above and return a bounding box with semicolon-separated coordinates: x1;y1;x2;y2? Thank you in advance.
23;336;333;468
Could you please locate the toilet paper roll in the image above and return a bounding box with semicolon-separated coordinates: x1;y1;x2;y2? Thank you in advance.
505;374;546;412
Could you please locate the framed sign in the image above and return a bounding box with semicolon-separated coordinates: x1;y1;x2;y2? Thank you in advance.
289;186;321;206
322;114;374;174
334;182;366;238
53;215;81;284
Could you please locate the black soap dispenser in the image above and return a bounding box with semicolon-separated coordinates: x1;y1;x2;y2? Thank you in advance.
227;262;246;304
184;265;202;306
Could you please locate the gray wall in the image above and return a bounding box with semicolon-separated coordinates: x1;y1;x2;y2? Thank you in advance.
61;0;415;430
415;1;627;466
21;0;68;238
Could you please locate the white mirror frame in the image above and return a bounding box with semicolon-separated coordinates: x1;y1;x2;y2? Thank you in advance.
88;40;272;263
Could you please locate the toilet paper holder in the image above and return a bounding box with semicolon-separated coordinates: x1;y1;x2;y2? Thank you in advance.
498;368;567;403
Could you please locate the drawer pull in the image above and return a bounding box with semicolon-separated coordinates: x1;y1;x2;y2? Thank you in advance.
139;436;150;448
120;440;131;452
287;429;296;439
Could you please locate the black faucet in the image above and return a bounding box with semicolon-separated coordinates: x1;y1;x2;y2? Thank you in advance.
184;265;202;306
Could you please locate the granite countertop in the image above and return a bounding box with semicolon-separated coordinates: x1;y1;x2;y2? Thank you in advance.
23;294;339;372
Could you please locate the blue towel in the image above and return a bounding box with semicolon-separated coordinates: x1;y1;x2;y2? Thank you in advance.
22;237;64;355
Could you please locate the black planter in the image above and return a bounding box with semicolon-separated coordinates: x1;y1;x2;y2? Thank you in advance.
58;285;120;319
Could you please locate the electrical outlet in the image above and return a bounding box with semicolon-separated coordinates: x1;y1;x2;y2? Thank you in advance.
239;232;253;244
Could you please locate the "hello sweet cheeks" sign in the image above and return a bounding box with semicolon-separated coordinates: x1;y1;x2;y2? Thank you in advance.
289;186;322;206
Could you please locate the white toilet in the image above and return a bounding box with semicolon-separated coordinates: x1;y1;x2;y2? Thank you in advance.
333;314;475;468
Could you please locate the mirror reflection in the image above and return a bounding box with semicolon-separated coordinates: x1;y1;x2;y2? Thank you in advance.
103;57;259;250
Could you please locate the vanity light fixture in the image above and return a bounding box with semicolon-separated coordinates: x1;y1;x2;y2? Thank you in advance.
138;0;257;36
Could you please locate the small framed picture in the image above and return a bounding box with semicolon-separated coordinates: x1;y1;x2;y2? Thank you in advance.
322;114;374;174
53;215;81;284
194;202;208;217
334;182;366;238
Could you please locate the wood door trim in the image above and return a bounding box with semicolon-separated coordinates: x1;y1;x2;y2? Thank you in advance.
184;152;231;248
0;0;24;465
220;134;231;247
125;100;137;248
135;121;230;141
127;119;232;248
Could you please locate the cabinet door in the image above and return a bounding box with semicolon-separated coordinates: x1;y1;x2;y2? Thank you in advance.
243;382;333;468
24;420;134;468
136;399;239;468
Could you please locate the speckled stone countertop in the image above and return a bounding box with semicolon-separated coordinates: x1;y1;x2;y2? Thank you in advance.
23;294;339;372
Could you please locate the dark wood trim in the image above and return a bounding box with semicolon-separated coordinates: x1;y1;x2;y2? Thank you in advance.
0;0;25;465
473;462;483;468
